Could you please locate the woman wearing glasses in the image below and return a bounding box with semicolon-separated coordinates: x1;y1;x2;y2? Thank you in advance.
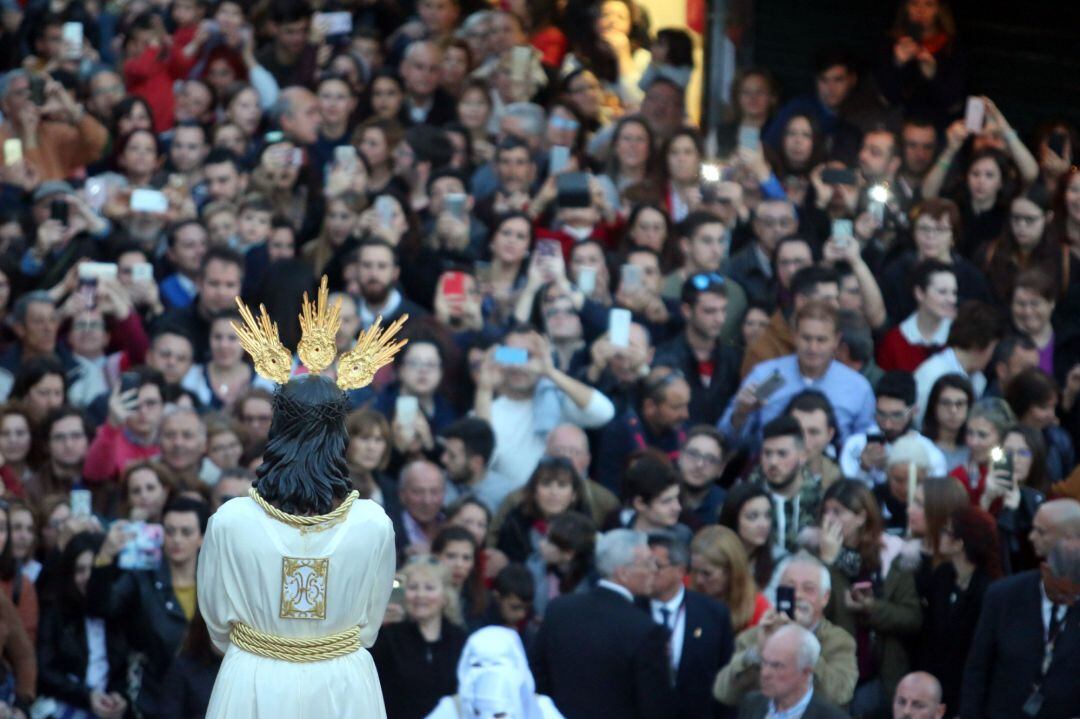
992;425;1047;573
878;198;993;322
375;338;459;465
978;189;1069;305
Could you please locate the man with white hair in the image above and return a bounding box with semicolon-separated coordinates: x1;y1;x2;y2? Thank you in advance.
532;529;675;719
737;624;848;719
715;552;858;708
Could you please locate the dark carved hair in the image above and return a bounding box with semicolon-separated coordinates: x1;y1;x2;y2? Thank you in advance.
253;375;352;515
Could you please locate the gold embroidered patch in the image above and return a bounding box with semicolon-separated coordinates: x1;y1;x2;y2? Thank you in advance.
280;557;328;620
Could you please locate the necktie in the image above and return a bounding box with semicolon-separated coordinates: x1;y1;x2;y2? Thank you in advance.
660;606;672;632
1048;603;1065;644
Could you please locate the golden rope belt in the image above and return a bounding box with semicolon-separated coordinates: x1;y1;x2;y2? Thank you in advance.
230;621;362;662
248;488;359;533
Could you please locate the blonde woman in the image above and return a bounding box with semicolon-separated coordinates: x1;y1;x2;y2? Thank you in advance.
689;525;770;632
372;557;467;719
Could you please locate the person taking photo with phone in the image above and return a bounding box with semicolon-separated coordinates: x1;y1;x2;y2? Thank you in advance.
817;480;922;718
713;552;858;709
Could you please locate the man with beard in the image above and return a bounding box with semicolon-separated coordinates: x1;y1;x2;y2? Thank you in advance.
714;553;857;709
353;240;427;328
595;366;691;493
154;248;244;362
746;415;821;554
655;273;742;425
839;371;946;487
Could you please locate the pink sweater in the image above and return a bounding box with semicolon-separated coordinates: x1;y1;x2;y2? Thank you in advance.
83;423;159;484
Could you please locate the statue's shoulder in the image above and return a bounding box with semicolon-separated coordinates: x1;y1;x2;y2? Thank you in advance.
208;496;258;531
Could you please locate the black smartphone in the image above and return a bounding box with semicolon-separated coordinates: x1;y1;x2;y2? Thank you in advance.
29;76;45;106
776;586;796;619
866;432;886;445
50;199;68;225
120;371;140;394
904;20;923;42
821;167;857;186
1049;130;1068;158
990;446;1013;486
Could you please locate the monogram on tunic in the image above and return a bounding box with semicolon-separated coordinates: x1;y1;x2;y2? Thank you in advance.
280;557;329;620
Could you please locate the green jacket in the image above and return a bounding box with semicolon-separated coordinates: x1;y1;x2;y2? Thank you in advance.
713;616;858;707
825;547;922;698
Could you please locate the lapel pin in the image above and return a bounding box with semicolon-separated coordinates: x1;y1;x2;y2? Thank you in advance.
693;627;702;638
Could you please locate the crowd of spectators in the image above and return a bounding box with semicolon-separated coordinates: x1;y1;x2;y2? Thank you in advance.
0;0;1074;717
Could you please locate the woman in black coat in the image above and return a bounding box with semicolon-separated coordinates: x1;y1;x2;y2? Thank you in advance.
85;498;208;718
37;532;129;717
159;611;222;719
371;558;467;719
917;506;1001;715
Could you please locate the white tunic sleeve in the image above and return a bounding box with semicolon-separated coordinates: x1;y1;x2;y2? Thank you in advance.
197;510;234;653
359;512;396;647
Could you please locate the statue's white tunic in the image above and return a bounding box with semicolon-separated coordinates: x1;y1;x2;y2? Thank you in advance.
197;496;396;718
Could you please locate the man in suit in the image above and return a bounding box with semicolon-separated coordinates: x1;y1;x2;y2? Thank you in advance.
531;529;676;719
715;552;857;707
646;532;735;719
737;624;848;719
892;672;945;719
961;537;1080;719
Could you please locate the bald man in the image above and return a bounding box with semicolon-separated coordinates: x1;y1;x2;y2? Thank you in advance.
399;40;457;126
893;672;945;719
1029;498;1080;559
274;86;321;146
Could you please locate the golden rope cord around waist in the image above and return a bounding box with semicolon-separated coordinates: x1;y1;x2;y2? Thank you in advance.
230;622;362;662
249;488;359;532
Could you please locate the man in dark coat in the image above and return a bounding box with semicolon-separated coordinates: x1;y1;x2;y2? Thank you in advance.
531;529;676;719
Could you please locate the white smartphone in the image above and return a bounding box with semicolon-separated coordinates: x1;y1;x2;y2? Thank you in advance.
78;261;119;282
132;262;154;283
62;22;83;59
576;266;596;295
549;145;570;175
375;196;396;227
832;218;854;241
608;308;632;348
2;138;21;166
620;264;642;292
738;126;761;151
395;395;419;427
333;144;358;169
444;192;467;220
130;188;168;214
315;11;352;36
70;489;92;517
964;97;985;132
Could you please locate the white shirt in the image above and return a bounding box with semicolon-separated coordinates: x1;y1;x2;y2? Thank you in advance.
898;312;951;347
597;579;634;603
767;685;814;719
1039;581;1066;641
839;428;948;486
650;587;686;672
486;390;615;490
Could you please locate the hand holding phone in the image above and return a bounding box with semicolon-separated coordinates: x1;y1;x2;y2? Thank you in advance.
964;97;986;133
753;370;785;402
776;585;796;619
494;345;529;366
608;308;632;348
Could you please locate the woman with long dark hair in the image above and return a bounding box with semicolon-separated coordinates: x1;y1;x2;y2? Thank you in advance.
432;525;489;629
978;189;1070;304
718;482;777;590
37;531;129;718
496;457;588;564
921;373;974;471
818;480;921;717
159;610;223;719
918;506;1000;714
996;425;1047;573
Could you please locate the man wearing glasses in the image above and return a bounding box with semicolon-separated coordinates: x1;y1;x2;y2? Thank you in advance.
655;273;741;425
724;198;800;307
839;371;946;488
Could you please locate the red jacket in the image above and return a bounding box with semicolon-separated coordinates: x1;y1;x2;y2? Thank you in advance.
83;423;159;484
124;46;176;132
